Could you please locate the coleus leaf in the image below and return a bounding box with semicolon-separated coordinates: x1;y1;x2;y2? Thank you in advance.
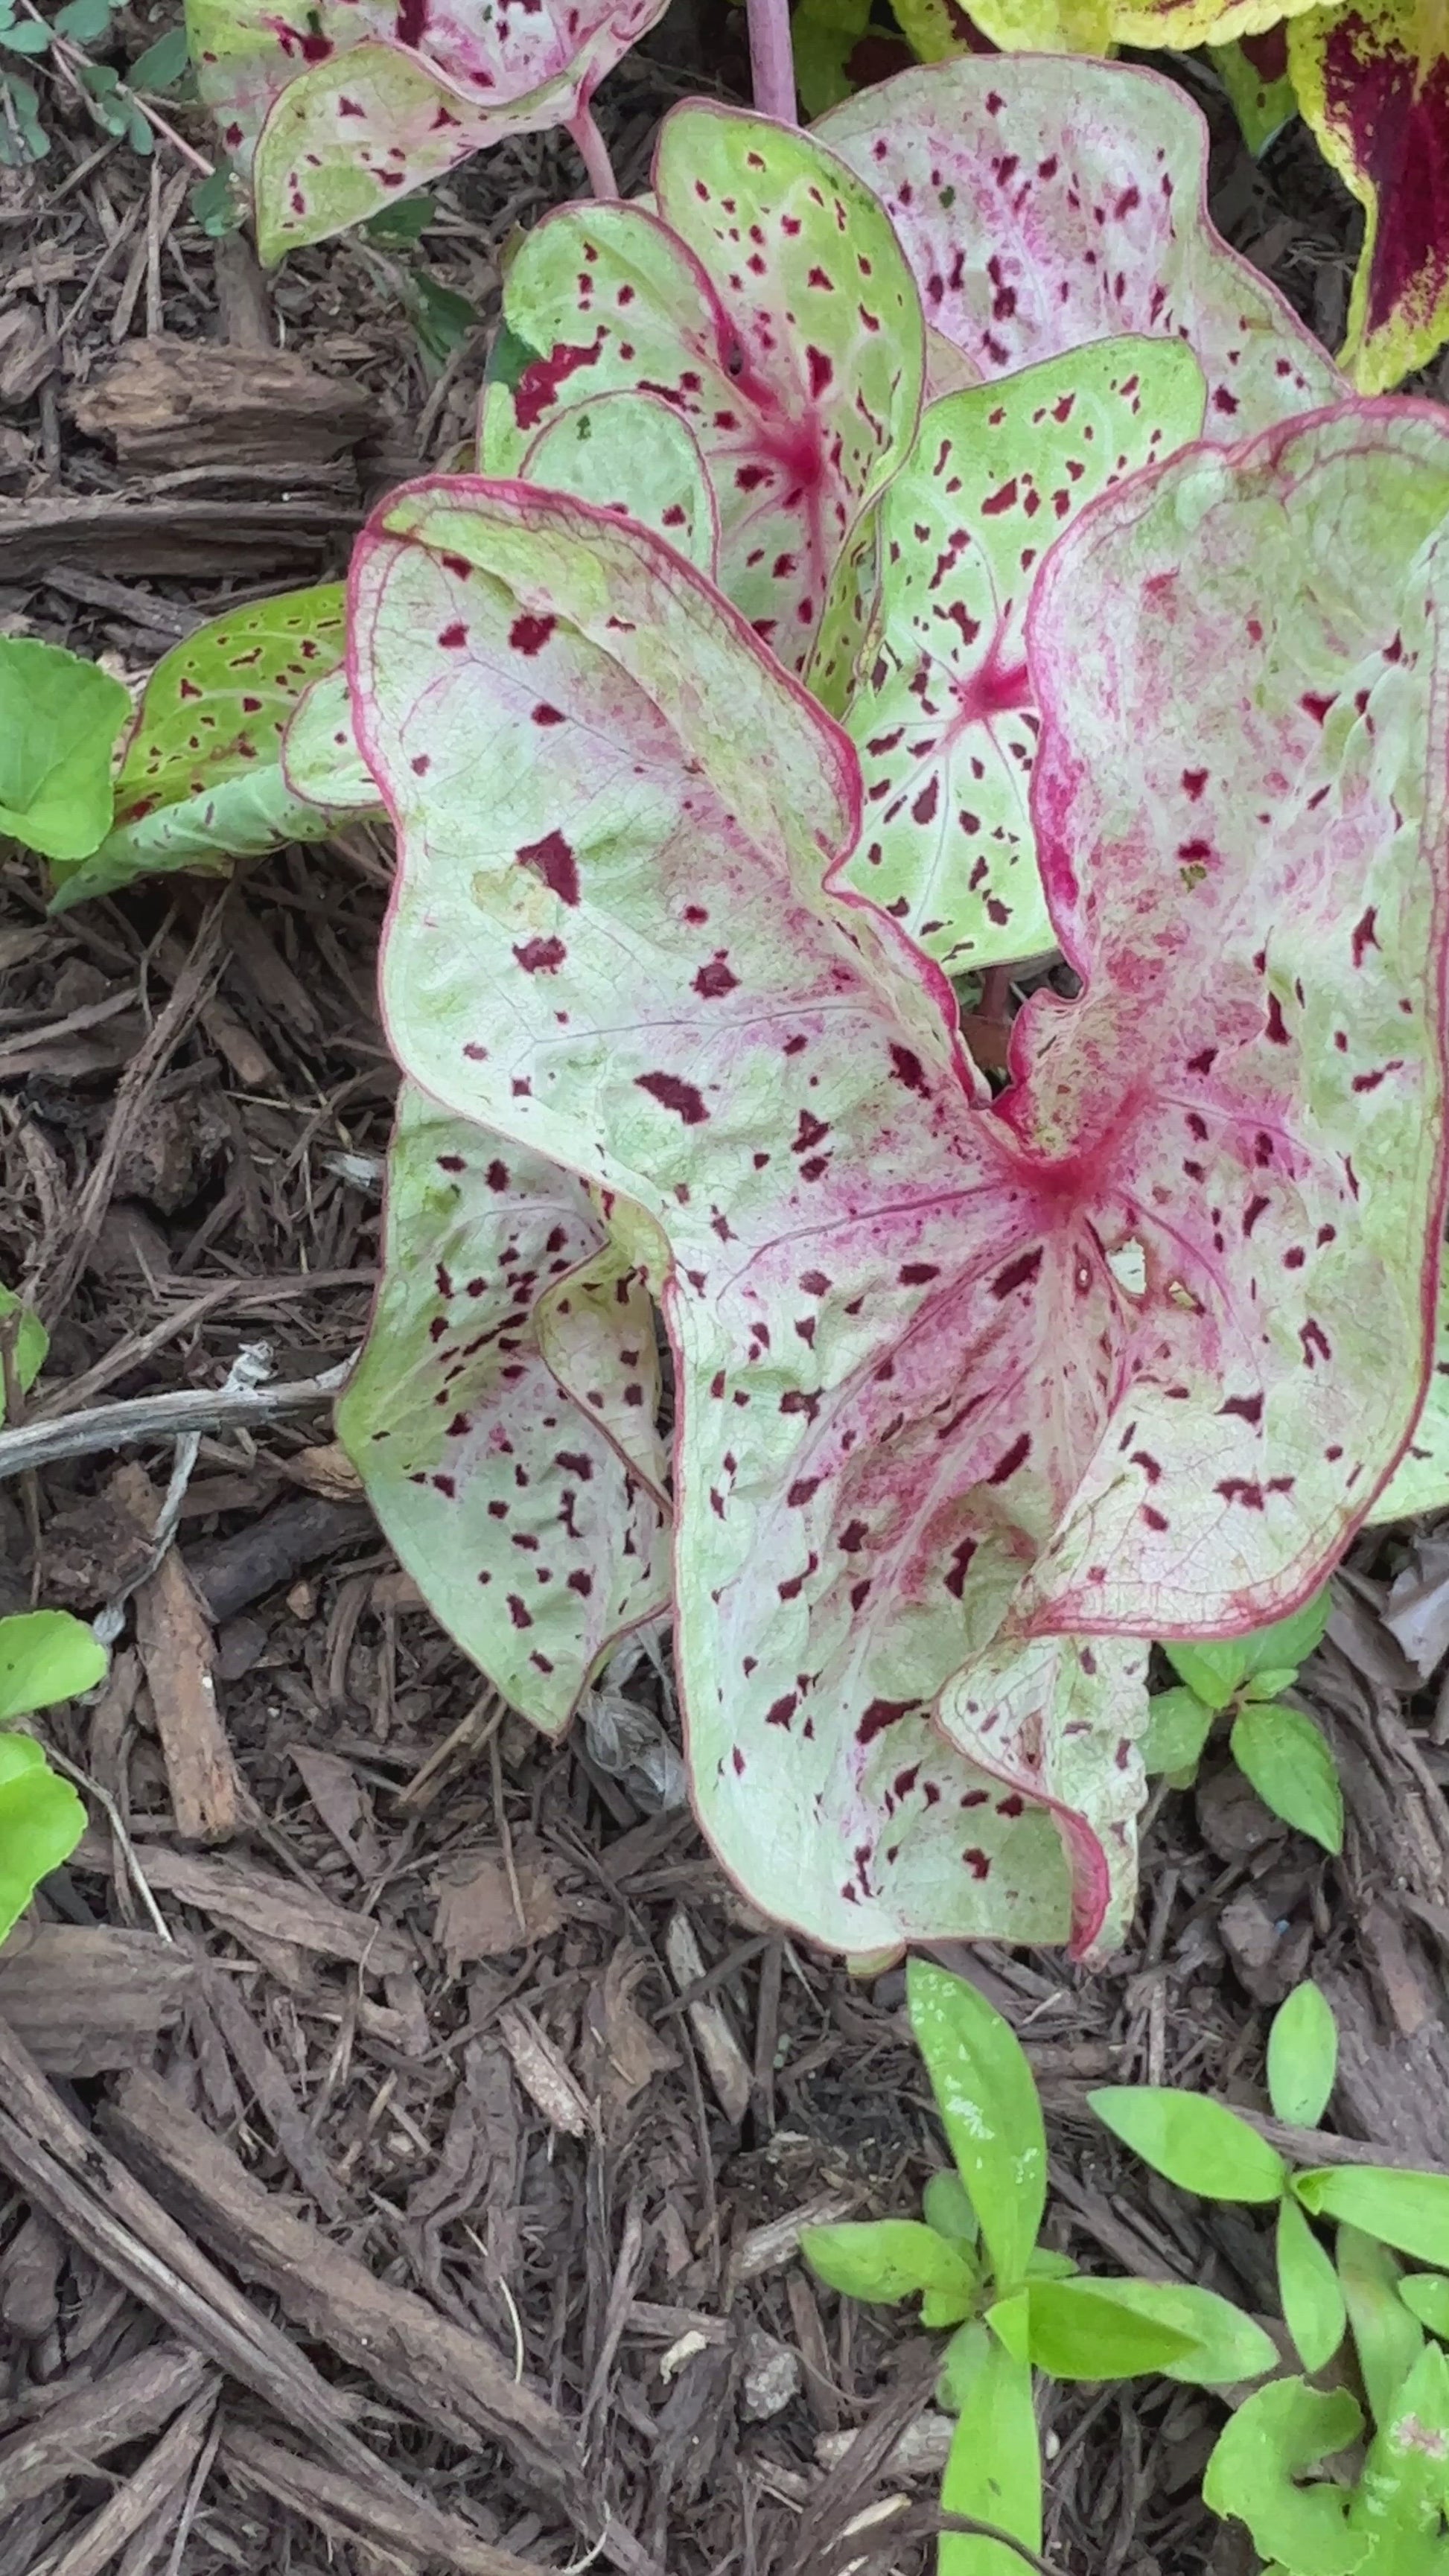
354;398;1449;1960
480;103;925;672
815;56;1343;436
1290;0;1449;395
187;0;669;260
337;1085;669;1732
826;336;1206;975
1209;30;1299;159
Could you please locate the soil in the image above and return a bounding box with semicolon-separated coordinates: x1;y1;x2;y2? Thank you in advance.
1;17;1448;2576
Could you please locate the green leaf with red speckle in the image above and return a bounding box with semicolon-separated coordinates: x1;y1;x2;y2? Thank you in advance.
48;584;367;911
815;56;1343;436
829;336;1205;975
482;102;925;673
188;0;671;259
337;1085;669;1733
352;400;1449;1960
523;392;719;573
1210;30;1299;156
1290;0;1449;392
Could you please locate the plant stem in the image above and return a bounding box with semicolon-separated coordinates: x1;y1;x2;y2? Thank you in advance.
566;103;619;201
746;0;798;124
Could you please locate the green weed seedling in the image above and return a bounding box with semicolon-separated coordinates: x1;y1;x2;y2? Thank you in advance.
0;636;130;865
802;1962;1277;2572
1144;1588;1343;1854
0;1609;106;1945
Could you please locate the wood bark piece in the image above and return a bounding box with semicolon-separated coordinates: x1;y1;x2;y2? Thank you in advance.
0;2013;389;2499
71;337;376;471
0;487;356;581
0;2343;210;2509
38;2379;218;2576
0;1925;194;2076
68;1834;411;1976
220;2423;545;2576
115;1461;241;1846
104;2070;595;2530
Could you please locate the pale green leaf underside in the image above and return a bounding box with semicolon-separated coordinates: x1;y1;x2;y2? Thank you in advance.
833;337;1206;973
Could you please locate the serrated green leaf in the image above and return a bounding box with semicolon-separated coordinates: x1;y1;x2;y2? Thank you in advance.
1162;1637;1250;1711
1089;2087;1287;2203
0;1731;86;1945
1143;1686;1214;1779
1203;2377;1364;2576
0;1286;46;1421
1232;1703;1345;1853
923;2169;980;2251
1399;2275;1449;2341
0;1610;106;1721
1278;2194;1348;2373
1268;1980;1339;2127
0;637;127;861
1300;2170;1449;2274
800;2217;978;2321
1337;2223;1427;2426
908;1960;1045;2289
941;2333;1041;2576
1022;2277;1197;2379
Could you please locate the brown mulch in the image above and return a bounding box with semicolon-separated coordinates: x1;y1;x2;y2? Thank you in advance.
1;19;1448;2576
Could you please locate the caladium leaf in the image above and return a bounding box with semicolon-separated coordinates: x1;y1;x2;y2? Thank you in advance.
830;337;1206;975
1290;0;1449;395
1210;31;1299;158
523;392;719;574
815;57;1343;437
188;0;669;259
337;1085;669;1732
1370;1269;1449;1520
354;399;1449;1960
481;103;925;672
51;586;369;912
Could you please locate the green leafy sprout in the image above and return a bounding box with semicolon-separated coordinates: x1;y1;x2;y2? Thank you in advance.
1145;1587;1344;1854
805;1964;1449;2575
0;1610;105;1946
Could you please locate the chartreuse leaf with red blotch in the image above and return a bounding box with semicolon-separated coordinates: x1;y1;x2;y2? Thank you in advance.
523;392;719;574
816;57;1342;436
49;584;372;914
1290;0;1449;392
337;1085;668;1733
481;103;924;674
352;407;1449;1961
1210;29;1299;157
187;0;669;261
827;337;1205;976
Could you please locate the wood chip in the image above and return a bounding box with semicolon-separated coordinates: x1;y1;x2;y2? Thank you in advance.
0;2344;211;2508
0;1925;193;2076
433;1842;563;1971
497;2003;592;2137
220;2422;543;2576
663;1909;751;2123
37;2381;219;2576
115;1463;241;1846
69;1834;411;1977
71;337;377;472
728;2190;861;2288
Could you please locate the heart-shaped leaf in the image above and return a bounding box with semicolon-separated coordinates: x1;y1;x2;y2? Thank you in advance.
337;1086;669;1732
826;337;1206;975
815;56;1343;436
353;395;1449;1958
482;103;926;672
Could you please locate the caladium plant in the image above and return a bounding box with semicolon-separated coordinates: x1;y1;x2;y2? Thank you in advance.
480;103;926;672
185;0;667;261
343;389;1449;1964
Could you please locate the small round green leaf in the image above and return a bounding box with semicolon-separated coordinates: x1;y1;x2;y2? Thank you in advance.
1089;2087;1288;2202
908;1960;1045;2289
1231;1703;1344;1853
1267;1980;1338;2127
0;1610;106;1722
1276;2194;1347;2373
0;637;128;861
1299;2167;1449;2272
1398;2274;1449;2340
0;1731;86;1945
